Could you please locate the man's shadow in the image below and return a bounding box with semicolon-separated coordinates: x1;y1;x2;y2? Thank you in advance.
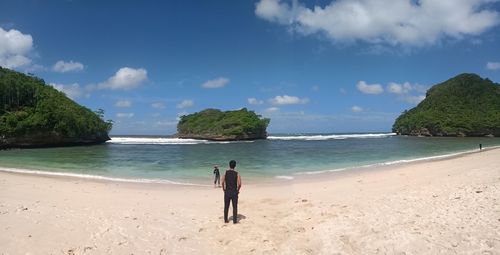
228;214;246;223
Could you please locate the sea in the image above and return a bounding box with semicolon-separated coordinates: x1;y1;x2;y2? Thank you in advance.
1;133;499;186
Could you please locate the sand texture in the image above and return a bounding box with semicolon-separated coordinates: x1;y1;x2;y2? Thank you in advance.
1;148;499;254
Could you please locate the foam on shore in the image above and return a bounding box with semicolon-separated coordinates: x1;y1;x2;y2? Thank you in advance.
294;145;500;176
0;167;209;187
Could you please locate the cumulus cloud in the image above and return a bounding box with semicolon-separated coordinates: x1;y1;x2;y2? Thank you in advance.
151;102;166;109
255;0;295;24
265;107;280;113
386;82;427;104
248;97;264;105
255;0;500;47
177;99;194;109
201;77;230;89
52;60;84;73
486;61;500;70
96;67;147;90
351;105;363;112
269;95;309;105
356;81;383;94
386;82;427;94
50;83;84;99
115;100;132;108
116;113;134;118
401;95;426;104
0;27;34;68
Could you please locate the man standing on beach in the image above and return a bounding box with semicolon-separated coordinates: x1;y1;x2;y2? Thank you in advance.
213;165;220;188
221;160;241;224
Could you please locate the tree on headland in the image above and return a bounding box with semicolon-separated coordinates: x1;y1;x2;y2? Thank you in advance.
177;108;270;141
0;67;112;148
393;73;500;137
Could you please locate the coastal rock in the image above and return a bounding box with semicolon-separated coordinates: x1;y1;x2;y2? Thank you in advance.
1;132;110;149
393;73;500;137
176;108;269;141
0;67;112;149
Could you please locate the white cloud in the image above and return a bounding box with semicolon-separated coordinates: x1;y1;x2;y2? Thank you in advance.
269;95;309;105
151;102;166;109
52;60;84;73
201;77;230;89
96;67;147;90
116;113;134;118
351;105;363;112
387;82;410;94
255;0;500;47
356;81;383;94
177;99;194;109
387;82;428;94
50;83;84;99
0;27;33;68
248;97;264;105
115;100;132;108
255;0;295;24
486;61;500;70
401;95;426;104
265;107;280;113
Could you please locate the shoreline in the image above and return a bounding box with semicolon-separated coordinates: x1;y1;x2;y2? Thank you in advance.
1;146;499;253
1;145;497;187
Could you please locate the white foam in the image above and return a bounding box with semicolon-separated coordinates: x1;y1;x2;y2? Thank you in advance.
274;175;294;180
0;167;210;187
295;146;500;176
268;133;396;141
107;137;254;145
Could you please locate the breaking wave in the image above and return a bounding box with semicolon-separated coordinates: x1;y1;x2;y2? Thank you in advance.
268;133;396;141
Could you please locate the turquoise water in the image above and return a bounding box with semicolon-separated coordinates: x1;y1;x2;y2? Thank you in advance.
1;133;499;184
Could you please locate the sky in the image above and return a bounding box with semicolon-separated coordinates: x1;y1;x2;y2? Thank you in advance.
1;0;500;135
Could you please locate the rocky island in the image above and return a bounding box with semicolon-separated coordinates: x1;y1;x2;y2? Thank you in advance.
177;108;270;141
0;67;112;149
393;73;500;137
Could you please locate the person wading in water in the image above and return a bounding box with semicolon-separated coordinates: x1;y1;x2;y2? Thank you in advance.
221;160;241;224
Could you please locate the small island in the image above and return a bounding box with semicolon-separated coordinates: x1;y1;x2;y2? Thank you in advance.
0;67;112;149
393;73;500;137
177;108;270;141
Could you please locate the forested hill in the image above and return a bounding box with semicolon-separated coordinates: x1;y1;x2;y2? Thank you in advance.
393;73;500;137
0;67;112;149
177;108;270;141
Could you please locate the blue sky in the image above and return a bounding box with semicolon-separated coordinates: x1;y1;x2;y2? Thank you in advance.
1;0;500;135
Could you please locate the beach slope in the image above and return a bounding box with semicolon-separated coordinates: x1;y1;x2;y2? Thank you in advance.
1;149;499;254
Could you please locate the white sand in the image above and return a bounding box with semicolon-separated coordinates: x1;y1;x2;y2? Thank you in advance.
1;148;499;254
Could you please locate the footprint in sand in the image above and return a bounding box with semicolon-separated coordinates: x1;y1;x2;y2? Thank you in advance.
294;227;306;233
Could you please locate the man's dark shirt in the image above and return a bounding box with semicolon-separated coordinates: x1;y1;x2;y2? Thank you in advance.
224;170;238;196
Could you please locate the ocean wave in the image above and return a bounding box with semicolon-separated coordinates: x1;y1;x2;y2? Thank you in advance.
0;167;210;187
107;137;253;145
268;133;396;141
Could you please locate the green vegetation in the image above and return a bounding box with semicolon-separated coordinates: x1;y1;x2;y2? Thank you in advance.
0;67;112;148
177;108;270;140
393;73;500;137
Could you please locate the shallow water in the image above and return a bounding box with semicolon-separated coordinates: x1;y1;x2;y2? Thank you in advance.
1;133;499;184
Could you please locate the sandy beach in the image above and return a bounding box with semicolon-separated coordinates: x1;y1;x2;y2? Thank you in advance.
1;148;499;254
